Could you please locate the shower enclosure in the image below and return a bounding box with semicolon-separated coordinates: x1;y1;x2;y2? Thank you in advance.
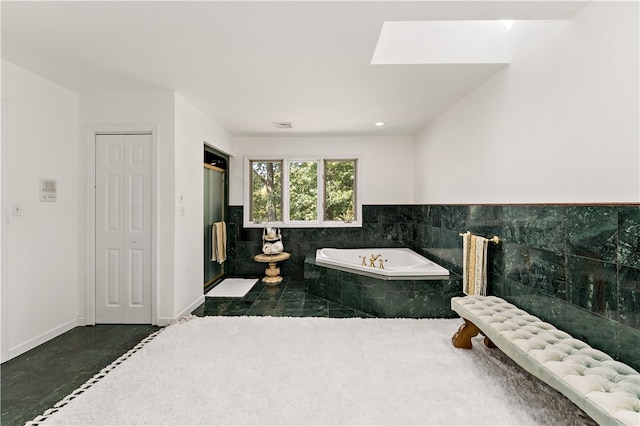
204;147;228;288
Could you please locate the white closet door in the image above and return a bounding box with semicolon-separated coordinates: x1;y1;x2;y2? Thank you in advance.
95;134;152;323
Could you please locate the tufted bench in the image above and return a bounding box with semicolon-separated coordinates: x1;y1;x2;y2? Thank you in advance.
451;295;640;426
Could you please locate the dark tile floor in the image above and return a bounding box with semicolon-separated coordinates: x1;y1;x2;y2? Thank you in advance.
193;277;373;318
1;323;160;426
1;277;366;426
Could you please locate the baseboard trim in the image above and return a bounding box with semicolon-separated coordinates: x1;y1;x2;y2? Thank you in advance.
156;295;205;327
5;318;81;362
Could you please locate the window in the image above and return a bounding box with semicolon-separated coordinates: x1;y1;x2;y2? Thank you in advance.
289;161;318;221
324;160;356;222
245;157;361;228
249;160;282;222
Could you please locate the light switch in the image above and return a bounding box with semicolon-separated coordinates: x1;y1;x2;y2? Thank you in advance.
12;202;22;216
179;206;185;217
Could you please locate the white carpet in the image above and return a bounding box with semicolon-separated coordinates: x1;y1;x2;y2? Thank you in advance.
31;317;594;425
205;278;258;298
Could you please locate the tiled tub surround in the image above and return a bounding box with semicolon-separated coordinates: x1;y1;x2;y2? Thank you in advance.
226;204;640;371
305;254;462;318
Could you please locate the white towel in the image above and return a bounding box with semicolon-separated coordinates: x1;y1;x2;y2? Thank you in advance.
211;221;227;264
462;232;488;296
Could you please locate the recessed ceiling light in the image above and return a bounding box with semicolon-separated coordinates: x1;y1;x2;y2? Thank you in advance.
374;122;385;126
501;20;514;30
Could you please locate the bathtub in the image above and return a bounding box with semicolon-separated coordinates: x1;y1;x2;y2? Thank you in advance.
315;248;449;278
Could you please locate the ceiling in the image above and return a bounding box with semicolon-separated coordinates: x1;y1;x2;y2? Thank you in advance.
1;1;587;137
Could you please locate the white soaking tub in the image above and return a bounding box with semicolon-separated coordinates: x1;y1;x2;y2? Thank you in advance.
315;248;449;278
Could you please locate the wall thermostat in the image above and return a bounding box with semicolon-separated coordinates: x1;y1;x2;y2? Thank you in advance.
40;178;57;202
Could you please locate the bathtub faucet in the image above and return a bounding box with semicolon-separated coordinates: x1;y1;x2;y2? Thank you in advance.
369;254;382;267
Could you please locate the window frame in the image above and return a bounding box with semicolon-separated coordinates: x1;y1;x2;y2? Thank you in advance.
243;156;362;228
322;158;358;223
247;159;284;224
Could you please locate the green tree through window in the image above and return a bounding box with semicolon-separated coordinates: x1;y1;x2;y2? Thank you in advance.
289;161;318;221
246;158;359;227
250;160;282;222
324;160;356;222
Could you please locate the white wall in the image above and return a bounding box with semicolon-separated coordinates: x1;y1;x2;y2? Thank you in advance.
1;61;80;362
229;136;415;206
414;2;640;204
173;93;232;318
1;98;6;361
80;91;177;325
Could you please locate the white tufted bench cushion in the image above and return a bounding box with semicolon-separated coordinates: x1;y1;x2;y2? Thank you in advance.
451;295;640;426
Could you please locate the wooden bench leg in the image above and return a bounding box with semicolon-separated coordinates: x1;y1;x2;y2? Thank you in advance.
483;337;496;348
451;318;497;349
452;319;480;349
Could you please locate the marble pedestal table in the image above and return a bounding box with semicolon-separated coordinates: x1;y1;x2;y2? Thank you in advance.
253;252;290;285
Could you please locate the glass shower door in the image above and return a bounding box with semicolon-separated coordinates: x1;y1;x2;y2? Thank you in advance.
204;165;225;286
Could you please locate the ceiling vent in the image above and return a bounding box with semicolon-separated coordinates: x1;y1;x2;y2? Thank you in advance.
273;122;293;129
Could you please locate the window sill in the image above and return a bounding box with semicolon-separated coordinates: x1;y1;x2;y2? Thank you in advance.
243;221;362;229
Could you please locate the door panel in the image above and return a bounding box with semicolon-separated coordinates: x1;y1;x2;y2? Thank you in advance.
129;249;144;305
204;166;225;285
96;134;152;323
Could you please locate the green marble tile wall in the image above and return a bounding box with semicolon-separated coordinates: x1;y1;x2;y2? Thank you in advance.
226;204;639;370
226;205;416;279
416;204;640;371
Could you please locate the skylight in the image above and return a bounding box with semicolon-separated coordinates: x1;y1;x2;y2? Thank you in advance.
371;21;511;65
